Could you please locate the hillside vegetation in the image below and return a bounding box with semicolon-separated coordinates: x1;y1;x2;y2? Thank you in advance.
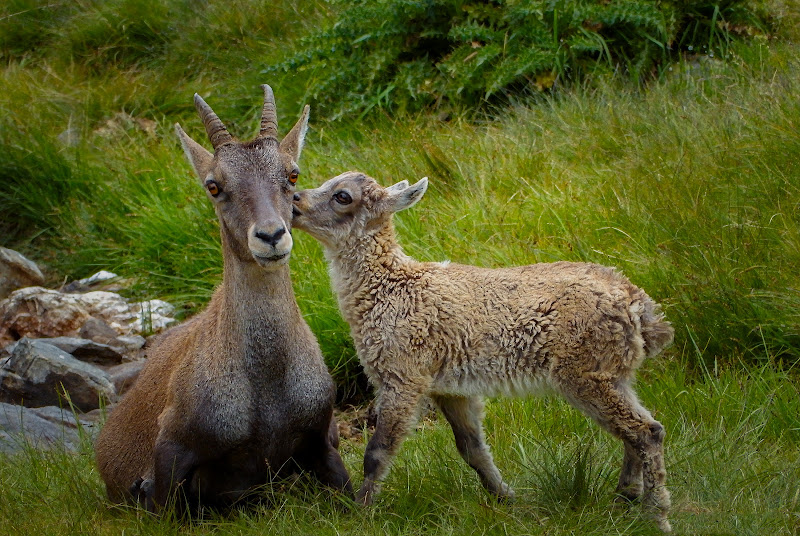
1;1;799;534
1;0;797;393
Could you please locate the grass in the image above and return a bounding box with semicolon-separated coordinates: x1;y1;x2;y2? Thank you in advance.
6;38;800;393
1;4;798;392
0;353;798;535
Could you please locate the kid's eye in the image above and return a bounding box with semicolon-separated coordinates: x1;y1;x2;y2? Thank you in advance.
289;171;299;185
205;179;221;197
333;191;352;205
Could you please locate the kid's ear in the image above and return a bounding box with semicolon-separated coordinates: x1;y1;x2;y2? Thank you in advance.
175;123;214;182
279;105;310;162
385;179;409;193
387;177;428;213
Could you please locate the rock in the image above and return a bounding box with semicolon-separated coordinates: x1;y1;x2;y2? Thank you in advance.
56;127;80;147
78;317;120;344
4;336;125;366
78;270;118;287
0;287;89;347
113;335;147;353
0;338;117;412
0;247;45;301
62;270;129;293
79;317;146;353
0;286;176;347
107;360;145;395
0;402;97;454
94;112;157;139
131;298;176;333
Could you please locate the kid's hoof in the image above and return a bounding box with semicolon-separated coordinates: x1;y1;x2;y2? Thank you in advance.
614;489;642;504
493;482;515;503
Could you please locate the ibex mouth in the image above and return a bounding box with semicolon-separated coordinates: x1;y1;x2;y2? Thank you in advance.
252;251;290;266
292;206;302;218
255;252;289;261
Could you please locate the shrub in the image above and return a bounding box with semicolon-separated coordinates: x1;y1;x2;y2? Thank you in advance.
0;0;72;60
268;0;772;119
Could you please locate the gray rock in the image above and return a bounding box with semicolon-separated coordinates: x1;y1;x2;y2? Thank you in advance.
56;127;80;147
41;337;124;365
107;360;145;395
0;247;45;301
79;317;146;353
0;402;97;454
113;335;147;353
79;316;121;344
62;270;126;294
4;336;126;366
0;338;117;412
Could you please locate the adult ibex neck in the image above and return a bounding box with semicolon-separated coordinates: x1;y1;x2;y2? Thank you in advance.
221;258;297;306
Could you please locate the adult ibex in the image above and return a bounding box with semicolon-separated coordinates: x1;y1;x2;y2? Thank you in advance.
95;86;351;512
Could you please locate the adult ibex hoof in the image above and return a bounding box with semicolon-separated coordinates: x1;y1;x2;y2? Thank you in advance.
355;484;374;506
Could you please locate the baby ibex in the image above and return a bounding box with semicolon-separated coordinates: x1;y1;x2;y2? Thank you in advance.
292;172;674;532
95;86;351;513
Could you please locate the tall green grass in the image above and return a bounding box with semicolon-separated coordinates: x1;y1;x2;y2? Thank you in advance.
2;43;800;394
293;40;800;377
1;1;799;391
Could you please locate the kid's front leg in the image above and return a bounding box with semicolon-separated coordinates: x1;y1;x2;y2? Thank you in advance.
357;385;426;506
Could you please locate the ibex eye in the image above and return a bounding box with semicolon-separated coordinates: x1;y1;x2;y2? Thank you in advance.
333;191;352;205
205;179;221;197
289;171;299;185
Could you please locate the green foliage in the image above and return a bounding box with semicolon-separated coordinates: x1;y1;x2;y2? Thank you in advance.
0;0;71;58
269;0;772;118
56;0;174;69
0;0;798;395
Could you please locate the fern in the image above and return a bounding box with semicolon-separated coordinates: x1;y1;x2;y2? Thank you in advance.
266;0;771;118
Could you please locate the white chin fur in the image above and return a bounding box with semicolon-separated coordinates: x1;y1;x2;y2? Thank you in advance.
252;251;291;268
248;232;293;266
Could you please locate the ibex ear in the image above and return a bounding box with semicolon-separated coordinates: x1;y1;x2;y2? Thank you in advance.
385;180;410;193
279;105;310;162
387;177;428;213
175;123;214;181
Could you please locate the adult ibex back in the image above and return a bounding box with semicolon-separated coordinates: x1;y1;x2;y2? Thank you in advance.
95;85;351;512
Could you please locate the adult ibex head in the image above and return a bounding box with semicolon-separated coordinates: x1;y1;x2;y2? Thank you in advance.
175;84;309;268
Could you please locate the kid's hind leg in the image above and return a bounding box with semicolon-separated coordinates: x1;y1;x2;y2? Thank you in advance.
357;384;426;506
558;375;671;532
432;394;514;501
616;441;644;502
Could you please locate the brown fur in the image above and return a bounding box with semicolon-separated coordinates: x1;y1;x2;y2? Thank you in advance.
293;171;674;532
94;87;351;513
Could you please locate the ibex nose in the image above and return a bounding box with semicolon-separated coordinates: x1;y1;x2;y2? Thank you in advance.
255;227;286;247
293;192;301;201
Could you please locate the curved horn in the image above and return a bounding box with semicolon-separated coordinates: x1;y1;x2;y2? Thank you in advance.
194;93;233;149
258;84;279;141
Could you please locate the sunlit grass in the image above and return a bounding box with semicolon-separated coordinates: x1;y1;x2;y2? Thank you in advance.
2;39;799;388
